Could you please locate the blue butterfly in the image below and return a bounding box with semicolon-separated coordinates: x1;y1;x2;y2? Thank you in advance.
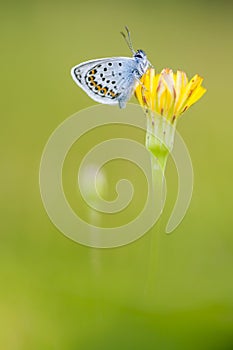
71;27;150;108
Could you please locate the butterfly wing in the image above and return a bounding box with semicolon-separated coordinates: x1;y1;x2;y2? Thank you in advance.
71;57;137;108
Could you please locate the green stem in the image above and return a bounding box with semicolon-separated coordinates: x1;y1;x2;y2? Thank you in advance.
146;113;175;169
145;113;176;302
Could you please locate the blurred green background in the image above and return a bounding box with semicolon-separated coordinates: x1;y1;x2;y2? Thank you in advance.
1;0;233;349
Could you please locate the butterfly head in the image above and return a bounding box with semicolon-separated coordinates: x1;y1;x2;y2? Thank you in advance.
121;27;149;77
134;49;149;76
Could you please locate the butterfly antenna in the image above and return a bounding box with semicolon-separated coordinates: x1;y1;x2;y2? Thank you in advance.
120;26;135;54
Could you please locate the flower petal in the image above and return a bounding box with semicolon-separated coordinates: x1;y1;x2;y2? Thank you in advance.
173;70;188;116
176;74;204;116
135;67;206;122
181;85;207;113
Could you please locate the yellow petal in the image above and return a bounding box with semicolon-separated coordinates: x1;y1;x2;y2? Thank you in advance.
180;86;207;114
173;70;188;116
135;67;206;122
156;75;166;115
135;77;144;107
143;69;153;108
176;74;204;116
161;69;176;118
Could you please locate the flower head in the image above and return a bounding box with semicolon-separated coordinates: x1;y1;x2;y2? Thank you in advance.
135;68;206;123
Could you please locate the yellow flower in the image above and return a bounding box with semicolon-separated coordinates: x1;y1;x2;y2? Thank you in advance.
135;68;206;123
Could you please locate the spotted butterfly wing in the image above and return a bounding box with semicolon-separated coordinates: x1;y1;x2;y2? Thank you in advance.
71;57;138;109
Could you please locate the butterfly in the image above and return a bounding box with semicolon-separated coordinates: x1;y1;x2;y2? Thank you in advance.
71;27;150;109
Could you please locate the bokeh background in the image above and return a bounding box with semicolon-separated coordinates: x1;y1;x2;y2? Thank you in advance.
1;0;233;349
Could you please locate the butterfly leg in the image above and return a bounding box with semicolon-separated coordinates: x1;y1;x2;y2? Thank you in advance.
118;99;127;109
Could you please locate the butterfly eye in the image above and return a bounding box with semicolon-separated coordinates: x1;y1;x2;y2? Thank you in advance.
135;50;146;59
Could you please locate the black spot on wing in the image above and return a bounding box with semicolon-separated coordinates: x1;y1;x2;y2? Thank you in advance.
74;68;82;82
83;60;128;101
